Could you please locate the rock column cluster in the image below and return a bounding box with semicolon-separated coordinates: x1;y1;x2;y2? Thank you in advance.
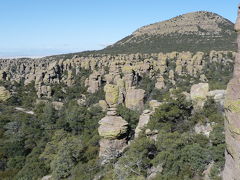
223;5;240;180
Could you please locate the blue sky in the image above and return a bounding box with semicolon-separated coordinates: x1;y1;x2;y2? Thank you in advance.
0;0;239;57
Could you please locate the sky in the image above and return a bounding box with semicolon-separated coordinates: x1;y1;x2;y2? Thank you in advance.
0;0;239;58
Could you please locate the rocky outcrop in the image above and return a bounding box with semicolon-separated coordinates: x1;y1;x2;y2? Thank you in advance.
0;86;11;101
190;83;209;109
125;87;145;111
149;100;162;111
155;76;165;89
208;90;226;112
190;83;226;111
135;110;152;138
223;5;240;180
37;85;52;99
85;71;103;93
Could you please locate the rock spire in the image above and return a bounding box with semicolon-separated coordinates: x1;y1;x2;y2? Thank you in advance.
223;4;240;180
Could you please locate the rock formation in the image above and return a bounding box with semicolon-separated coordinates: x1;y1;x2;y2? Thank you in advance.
98;87;129;164
190;83;209;109
223;5;240;180
135;110;152;138
85;71;102;93
104;84;119;107
125;87;145;111
98;109;128;139
155;76;165;89
0;86;11;101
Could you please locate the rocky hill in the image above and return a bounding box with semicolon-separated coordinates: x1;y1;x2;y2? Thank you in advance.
101;11;236;54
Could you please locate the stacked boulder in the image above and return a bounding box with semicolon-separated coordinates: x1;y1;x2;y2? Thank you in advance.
98;84;129;164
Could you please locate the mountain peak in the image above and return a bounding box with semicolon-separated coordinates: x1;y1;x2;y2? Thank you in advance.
133;11;233;36
101;11;236;54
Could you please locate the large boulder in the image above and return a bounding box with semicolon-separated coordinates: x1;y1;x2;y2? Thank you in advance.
104;84;119;107
0;86;11;101
190;83;209;109
98;114;128;139
125;87;145;111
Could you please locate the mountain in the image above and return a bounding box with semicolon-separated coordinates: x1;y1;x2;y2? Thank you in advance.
99;11;236;54
47;11;236;60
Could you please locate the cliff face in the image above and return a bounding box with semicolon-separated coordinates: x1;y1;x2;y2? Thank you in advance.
223;5;240;180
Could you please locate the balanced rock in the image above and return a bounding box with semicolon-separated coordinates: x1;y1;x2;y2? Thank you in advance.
0;86;11;101
104;84;119;107
98;113;128;139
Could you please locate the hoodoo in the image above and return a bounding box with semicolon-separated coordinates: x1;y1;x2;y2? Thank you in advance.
223;4;240;180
